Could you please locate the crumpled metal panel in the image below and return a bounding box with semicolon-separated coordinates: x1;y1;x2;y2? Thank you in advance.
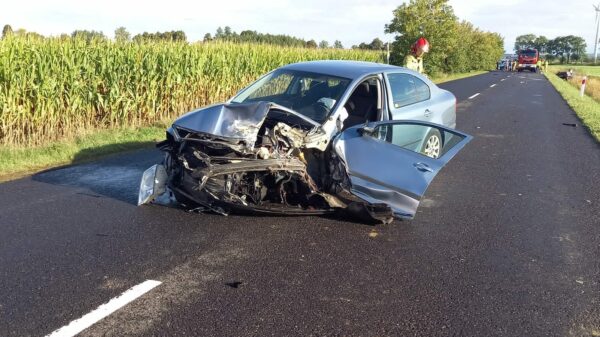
173;102;271;145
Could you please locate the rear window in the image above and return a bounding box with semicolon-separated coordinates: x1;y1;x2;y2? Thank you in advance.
387;73;431;108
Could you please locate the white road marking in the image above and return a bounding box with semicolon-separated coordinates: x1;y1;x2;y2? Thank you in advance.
500;78;505;81
45;280;162;337
490;84;497;88
468;93;480;99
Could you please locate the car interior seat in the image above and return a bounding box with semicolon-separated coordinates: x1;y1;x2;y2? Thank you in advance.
343;82;377;129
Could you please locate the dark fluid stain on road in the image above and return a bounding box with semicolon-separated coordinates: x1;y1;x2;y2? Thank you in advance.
33;149;162;204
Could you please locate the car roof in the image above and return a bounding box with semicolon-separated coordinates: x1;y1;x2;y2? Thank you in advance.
280;60;404;79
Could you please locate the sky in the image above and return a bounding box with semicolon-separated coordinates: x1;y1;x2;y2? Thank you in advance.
1;0;598;53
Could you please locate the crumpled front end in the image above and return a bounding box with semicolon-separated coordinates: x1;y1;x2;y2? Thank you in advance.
139;102;393;223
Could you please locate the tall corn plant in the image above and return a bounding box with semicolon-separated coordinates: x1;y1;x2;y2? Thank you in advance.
0;37;383;147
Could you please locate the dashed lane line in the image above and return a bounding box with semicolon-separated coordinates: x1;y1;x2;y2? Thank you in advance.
500;78;505;81
45;280;162;337
468;93;480;99
490;84;497;88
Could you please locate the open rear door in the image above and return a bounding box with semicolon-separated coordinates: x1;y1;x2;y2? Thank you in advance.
333;120;472;218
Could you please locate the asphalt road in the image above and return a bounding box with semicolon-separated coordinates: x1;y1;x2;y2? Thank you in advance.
1;71;599;337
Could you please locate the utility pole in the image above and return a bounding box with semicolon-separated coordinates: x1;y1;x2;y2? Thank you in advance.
386;40;390;64
594;3;600;64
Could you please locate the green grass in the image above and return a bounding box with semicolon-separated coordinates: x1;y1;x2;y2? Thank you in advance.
545;71;600;142
432;70;488;84
0;68;489;181
548;64;600;77
0;125;166;181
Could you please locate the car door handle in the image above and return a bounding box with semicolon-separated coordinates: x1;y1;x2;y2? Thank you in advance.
413;162;433;172
424;109;432;117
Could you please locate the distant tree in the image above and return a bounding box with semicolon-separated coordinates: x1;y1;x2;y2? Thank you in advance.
369;38;384;50
215;27;224;39
203;33;212;42
333;40;343;49
569;35;587;63
224;26;233;38
132;30;186;42
533;35;548;54
514;34;536;51
72;30;106;42
114;26;130;42
2;24;13;39
545;35;585;63
305;39;317;48
318;40;329;48
172;30;187;41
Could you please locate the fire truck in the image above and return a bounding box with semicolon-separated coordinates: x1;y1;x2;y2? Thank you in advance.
517;49;539;72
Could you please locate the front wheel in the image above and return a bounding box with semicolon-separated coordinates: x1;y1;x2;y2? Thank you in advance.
421;129;442;159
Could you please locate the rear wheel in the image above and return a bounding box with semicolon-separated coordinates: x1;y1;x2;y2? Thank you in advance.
421;129;442;159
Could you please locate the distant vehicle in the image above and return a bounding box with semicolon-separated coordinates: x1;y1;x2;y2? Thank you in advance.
138;61;472;223
497;60;506;70
517;49;539;72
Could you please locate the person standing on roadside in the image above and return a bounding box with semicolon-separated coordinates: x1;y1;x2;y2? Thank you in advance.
544;59;549;72
404;37;429;74
537;59;543;73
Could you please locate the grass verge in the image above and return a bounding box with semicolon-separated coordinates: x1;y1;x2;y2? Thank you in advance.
0;70;489;182
432;70;488;84
544;71;600;142
0;125;166;182
548;64;600;77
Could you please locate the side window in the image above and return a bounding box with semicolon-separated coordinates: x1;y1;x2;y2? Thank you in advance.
386;73;431;108
373;123;464;159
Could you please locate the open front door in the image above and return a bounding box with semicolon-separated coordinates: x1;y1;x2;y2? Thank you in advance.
333;120;472;219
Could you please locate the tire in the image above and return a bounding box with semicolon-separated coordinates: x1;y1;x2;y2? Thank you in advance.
421;129;443;159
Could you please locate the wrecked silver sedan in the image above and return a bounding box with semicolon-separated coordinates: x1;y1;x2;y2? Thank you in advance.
138;61;472;223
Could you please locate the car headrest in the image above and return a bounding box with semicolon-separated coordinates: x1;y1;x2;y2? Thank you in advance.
355;82;370;97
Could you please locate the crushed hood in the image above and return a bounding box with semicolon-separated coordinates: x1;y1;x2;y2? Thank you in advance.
173;102;320;146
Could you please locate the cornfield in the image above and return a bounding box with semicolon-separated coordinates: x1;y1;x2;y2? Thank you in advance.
0;37;383;146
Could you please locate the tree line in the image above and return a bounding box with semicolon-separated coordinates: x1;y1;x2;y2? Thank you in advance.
204;26;344;49
1;24;343;49
514;34;587;63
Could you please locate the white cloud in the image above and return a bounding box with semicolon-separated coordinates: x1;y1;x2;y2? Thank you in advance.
0;0;597;53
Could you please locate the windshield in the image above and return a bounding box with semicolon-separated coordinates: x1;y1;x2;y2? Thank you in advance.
520;50;537;58
231;69;351;123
